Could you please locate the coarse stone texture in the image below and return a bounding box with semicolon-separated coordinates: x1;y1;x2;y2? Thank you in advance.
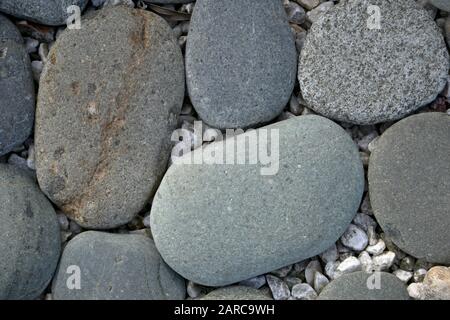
408;266;450;300
430;0;450;12
52;231;185;300
151;115;364;286
0;0;89;26
318;271;410;300
369;113;450;264
186;0;297;129
0;14;35;156
299;0;449;125
35;6;185;229
201;286;272;300
0;164;61;300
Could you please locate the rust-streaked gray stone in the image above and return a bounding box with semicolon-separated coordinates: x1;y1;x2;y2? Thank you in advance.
35;6;185;229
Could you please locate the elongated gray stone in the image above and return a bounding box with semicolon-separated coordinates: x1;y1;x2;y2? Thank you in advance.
0;14;34;156
35;6;185;229
201;286;272;300
151;115;364;286
186;0;297;129
0;164;61;300
0;0;89;26
299;0;449;124
52;231;186;300
369;113;450;264
318;272;410;300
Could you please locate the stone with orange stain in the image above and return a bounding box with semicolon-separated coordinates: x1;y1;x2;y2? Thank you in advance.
35;6;184;229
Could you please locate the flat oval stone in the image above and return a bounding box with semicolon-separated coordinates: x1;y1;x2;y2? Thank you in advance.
201;286;272;300
299;0;449;125
318;272;409;300
35;6;185;229
151;115;364;286
52;231;186;300
0;0;89;26
369;112;450;264
186;0;297;129
0;14;34;156
0;164;61;300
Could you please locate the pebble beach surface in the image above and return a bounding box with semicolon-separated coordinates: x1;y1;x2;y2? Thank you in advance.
0;0;449;301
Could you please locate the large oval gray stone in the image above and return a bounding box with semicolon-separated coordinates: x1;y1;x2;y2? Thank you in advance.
52;231;186;300
318;272;410;300
35;6;185;229
299;0;449;125
0;164;61;300
186;0;297;129
0;0;89;26
0;14;34;156
201;286;272;300
151;115;364;286
369;112;450;264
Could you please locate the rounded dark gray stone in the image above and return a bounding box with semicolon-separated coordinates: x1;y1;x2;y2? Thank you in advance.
299;0;449;125
186;0;297;129
0;0;89;26
0;14;34;156
318;271;410;300
201;286;272;300
35;6;185;229
151;115;364;286
369;112;450;264
52;231;186;300
0;164;61;300
430;0;450;12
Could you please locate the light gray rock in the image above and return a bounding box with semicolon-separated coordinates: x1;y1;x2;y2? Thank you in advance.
0;0;89;26
372;252;396;271
266;275;290;300
319;271;410;300
151;116;364;286
0;14;35;156
305;260;323;286
186;0;297;129
335;257;362;278
0;165;60;299
299;0;449;124
35;6;184;229
340;224;368;251
201;286;272;300
313;272;329;293
291;283;317;300
369;113;450;263
52;231;185;300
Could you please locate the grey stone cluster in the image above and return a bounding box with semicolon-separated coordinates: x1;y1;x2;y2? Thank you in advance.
0;0;449;301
